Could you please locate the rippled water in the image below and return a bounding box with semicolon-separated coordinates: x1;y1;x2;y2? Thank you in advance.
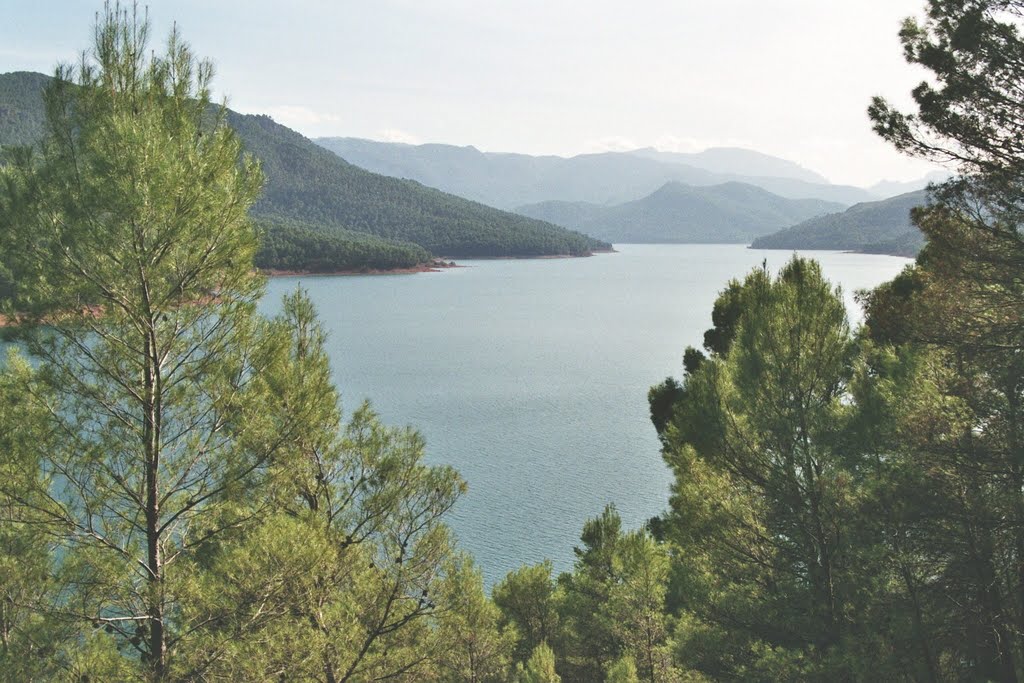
261;244;910;586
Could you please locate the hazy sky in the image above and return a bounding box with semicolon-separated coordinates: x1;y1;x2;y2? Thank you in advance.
2;1;946;186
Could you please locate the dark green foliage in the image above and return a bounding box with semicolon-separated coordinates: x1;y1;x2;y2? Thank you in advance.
701;277;748;355
493;561;559;663
751;189;929;255
228;111;609;258
254;216;430;272
647;376;684;435
869;0;1024;180
858;228;926;257
0;71;609;270
517;181;844;244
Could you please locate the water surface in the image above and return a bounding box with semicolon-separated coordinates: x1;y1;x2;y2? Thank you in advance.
261;244;910;585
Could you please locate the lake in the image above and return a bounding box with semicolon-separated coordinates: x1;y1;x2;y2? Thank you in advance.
261;243;911;586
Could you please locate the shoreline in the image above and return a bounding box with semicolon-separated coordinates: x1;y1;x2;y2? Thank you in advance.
2;251;617;326
439;247;617;263
262;259;460;278
262;248;617;277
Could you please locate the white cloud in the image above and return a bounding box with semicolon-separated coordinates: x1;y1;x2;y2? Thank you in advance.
653;135;755;153
378;128;422;145
581;134;758;156
581;136;640;154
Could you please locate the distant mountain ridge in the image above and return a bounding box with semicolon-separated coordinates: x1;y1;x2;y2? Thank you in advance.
751;190;929;256
516;181;844;244
0;71;608;268
868;171;950;198
627;147;831;184
315;137;879;209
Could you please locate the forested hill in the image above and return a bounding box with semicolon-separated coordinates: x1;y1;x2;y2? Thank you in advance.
750;190;928;256
0;71;608;266
0;72;47;148
316;136;877;208
228;112;608;258
516;181;844;243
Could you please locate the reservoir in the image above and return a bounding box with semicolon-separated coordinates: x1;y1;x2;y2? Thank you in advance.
261;243;910;586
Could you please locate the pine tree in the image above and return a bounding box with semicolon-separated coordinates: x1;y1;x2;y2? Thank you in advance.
0;4;291;679
493;561;560;665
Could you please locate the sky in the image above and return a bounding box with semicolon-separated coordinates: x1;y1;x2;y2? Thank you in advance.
1;1;947;187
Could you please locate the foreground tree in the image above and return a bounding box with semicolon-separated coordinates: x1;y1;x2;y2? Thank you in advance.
433;558;516;683
648;259;918;679
188;290;467;681
0;5;288;677
545;506;680;683
514;642;561;683
865;2;1024;678
0;7;487;681
493;561;560;665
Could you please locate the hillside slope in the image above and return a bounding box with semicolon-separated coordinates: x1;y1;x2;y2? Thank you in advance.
230;113;607;258
0;72;48;148
750;190;928;256
516;182;843;243
0;71;608;267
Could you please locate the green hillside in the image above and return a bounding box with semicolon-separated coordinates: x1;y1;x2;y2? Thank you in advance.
229;112;608;258
516;181;843;243
254;217;431;272
0;72;608;269
0;72;48;148
750;190;928;255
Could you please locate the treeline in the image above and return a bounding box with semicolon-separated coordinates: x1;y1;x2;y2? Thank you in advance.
491;1;1024;679
230;110;609;258
0;73;609;275
750;189;929;256
254;217;431;273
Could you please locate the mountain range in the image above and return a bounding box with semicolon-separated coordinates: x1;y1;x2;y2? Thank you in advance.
867;171;950;198
516;182;845;243
0;71;609;271
1;70;941;264
315;137;880;209
751;190;928;256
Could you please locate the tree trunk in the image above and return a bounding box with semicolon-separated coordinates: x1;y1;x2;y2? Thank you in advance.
144;330;165;680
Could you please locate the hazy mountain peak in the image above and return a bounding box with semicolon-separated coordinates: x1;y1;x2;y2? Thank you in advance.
315;137;876;209
517;180;844;244
628;146;831;185
867;170;951;198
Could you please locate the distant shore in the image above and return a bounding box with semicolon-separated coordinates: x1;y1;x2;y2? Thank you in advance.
262;259;460;278
262;248;616;277
1;251;617;327
443;247;618;262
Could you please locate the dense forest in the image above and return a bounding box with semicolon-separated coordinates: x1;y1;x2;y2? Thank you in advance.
3;1;1024;682
0;71;48;149
253;216;431;273
229;112;608;259
751;189;929;256
0;73;608;274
